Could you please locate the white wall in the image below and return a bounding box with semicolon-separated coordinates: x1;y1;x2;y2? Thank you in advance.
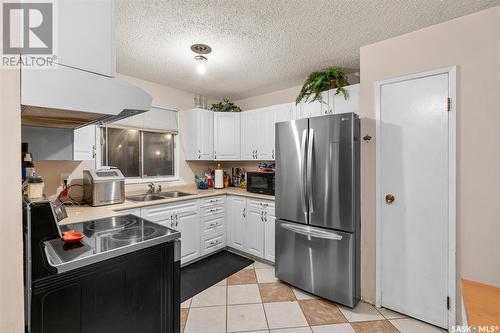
359;5;500;321
0;36;24;333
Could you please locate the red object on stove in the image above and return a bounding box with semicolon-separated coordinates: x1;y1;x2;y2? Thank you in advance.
62;230;85;244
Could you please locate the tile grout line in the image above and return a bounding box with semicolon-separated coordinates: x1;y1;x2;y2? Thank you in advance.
256;275;271;332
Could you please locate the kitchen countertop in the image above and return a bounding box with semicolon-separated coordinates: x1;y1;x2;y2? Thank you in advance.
61;185;274;225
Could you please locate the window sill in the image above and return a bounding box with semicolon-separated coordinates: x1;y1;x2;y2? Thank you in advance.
125;177;181;185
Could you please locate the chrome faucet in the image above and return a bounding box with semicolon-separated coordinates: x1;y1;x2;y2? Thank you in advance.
148;182;155;194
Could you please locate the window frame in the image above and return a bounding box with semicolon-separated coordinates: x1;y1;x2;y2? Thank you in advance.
98;124;180;184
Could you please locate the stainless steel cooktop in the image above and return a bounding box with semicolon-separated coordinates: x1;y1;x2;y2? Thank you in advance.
43;214;180;273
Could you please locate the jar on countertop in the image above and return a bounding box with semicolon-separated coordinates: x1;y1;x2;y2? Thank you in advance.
26;176;44;200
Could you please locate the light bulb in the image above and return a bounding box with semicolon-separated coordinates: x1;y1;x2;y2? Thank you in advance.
196;62;206;75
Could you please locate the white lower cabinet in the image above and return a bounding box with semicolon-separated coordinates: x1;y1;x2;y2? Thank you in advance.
176;209;200;263
245;200;265;257
202;233;225;255
138;195;275;265
140;200;200;265
263;204;276;262
227;196;246;251
227;196;275;262
199;196;226;256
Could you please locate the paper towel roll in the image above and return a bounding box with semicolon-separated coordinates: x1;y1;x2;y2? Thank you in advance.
214;169;224;189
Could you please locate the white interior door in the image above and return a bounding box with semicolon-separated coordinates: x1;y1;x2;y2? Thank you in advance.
379;72;451;328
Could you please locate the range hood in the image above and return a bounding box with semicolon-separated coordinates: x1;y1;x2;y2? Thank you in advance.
21;65;153;129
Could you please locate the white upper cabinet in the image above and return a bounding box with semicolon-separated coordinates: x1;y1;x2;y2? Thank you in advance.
182;108;214;160
296;84;359;118
297;91;328;119
334;84;360;114
240;110;259;160
257;109;275;160
241;107;273;161
240;103;293;161
57;0;116;77
267;103;294;159
214;112;241;160
73;125;96;161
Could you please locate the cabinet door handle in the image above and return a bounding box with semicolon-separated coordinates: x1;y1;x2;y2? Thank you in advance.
242;208;246;218
272;149;274;159
261;210;264;222
170;215;174;228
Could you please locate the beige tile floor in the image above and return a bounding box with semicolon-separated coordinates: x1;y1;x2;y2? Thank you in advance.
181;261;447;333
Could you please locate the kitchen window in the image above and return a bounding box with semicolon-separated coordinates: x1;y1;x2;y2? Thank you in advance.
100;126;177;179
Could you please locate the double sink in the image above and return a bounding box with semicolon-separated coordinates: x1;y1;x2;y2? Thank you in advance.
126;191;193;202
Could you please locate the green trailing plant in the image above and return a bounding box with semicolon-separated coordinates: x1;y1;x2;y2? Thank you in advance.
210;98;242;112
296;67;349;104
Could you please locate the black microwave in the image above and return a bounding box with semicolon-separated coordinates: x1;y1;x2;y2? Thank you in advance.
246;172;275;195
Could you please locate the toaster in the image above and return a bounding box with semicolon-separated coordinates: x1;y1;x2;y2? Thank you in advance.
83;169;125;206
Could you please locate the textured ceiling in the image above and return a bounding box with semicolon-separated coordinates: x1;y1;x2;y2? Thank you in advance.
116;0;500;100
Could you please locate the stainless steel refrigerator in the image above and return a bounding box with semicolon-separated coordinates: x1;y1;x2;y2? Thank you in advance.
275;112;360;308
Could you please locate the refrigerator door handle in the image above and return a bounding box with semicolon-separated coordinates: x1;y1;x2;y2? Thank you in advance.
300;128;308;217
280;223;343;241
307;128;314;218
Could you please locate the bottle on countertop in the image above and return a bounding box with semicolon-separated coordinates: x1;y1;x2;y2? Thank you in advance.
24;153;35;178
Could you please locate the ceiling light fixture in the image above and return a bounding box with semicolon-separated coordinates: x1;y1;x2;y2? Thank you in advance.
195;55;207;75
191;43;212;75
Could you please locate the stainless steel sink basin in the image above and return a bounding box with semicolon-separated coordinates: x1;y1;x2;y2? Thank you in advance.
157;191;192;198
126;194;167;202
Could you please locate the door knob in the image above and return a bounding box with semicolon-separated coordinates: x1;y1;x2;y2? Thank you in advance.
385;194;395;204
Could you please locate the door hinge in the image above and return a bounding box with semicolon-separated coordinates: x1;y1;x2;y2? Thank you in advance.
447;296;450;310
447;97;452;112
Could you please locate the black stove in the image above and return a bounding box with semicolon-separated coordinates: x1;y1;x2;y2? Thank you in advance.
43;214;180;273
24;200;181;333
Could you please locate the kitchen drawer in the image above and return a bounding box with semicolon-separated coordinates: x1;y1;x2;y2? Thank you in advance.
202;233;225;255
140;200;197;222
200;205;225;219
201;215;225;236
199;196;225;207
247;199;275;210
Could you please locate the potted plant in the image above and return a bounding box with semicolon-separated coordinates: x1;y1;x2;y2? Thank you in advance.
210;98;242;112
295;67;349;104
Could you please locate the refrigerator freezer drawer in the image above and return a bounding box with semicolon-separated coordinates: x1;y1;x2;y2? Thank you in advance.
275;220;359;307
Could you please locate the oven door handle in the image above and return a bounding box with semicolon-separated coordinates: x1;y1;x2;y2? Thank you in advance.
280;223;343;241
